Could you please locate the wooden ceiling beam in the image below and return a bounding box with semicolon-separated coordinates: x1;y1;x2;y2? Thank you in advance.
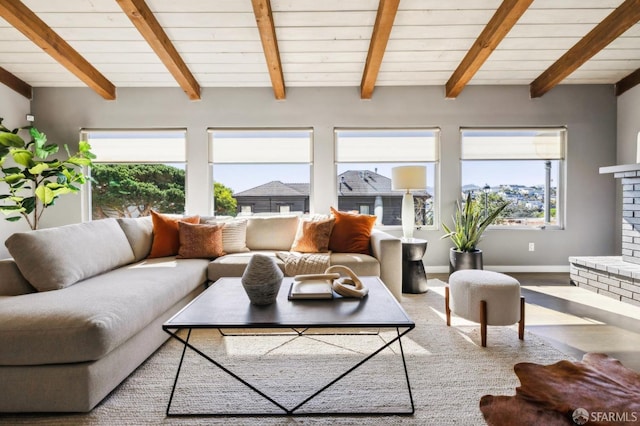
615;68;640;96
530;0;640;98
116;0;200;100
0;0;115;100
360;0;400;99
251;0;285;100
445;0;533;99
0;66;32;99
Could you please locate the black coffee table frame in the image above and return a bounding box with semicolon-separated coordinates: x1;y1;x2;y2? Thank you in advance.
162;277;416;417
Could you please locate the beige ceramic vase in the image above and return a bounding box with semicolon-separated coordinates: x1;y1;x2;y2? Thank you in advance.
241;254;284;305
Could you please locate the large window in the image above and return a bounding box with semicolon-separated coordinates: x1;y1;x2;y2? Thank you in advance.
460;128;566;228
209;129;312;216
85;130;187;219
335;129;439;227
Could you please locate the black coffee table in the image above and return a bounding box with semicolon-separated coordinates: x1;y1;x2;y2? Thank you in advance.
163;276;415;416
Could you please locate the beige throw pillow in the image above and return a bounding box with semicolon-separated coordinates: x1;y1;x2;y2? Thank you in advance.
220;219;250;253
246;216;299;251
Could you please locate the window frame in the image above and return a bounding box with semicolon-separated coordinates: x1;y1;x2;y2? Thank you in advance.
459;127;567;230
81;128;188;221
208;127;314;217
334;127;440;230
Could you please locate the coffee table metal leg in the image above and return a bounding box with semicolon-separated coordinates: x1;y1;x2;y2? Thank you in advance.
290;326;415;415
164;326;414;416
165;327;290;415
396;327;415;414
166;328;191;416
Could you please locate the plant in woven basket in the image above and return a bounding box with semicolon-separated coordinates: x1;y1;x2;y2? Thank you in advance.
0;118;95;230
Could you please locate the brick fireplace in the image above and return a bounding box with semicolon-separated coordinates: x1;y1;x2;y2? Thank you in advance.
569;163;640;307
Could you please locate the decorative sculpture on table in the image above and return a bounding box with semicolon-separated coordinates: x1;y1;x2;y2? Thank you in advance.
290;265;369;300
241;254;284;305
326;265;369;298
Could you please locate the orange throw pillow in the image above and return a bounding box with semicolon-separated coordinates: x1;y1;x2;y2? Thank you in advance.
328;207;376;254
291;217;335;253
177;222;226;259
148;210;200;258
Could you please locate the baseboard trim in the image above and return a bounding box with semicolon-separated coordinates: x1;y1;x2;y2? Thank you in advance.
426;265;571;274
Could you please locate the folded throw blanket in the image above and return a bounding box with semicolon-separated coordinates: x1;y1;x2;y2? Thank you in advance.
276;251;331;276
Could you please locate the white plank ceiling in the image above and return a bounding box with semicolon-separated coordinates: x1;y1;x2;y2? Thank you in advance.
0;0;639;95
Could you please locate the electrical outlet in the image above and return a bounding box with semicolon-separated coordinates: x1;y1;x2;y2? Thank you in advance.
528;242;535;252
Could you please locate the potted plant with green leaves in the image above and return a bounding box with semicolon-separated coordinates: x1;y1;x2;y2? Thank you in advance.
0;118;95;230
441;191;508;273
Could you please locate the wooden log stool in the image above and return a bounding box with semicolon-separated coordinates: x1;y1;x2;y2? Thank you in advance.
445;270;525;347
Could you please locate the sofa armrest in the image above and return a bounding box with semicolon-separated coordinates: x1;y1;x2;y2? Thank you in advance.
369;229;402;301
0;258;36;296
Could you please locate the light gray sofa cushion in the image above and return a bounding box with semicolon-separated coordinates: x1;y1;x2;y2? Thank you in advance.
329;253;380;277
5;219;135;292
0;259;35;296
246;216;299;250
117;216;153;261
208;251;284;282
206;250;380;282
0;257;208;365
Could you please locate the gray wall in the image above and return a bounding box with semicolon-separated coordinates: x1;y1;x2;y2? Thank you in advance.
0;85;31;259
616;85;640;251
23;84;617;270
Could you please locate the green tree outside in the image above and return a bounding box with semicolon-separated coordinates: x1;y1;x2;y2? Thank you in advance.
91;164;239;218
91;164;185;218
214;182;237;216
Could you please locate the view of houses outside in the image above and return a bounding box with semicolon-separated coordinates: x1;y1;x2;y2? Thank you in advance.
231;168;433;226
88;129;560;229
462;159;560;227
460;128;564;228
334;166;433;226
89;161;555;229
90;162;434;228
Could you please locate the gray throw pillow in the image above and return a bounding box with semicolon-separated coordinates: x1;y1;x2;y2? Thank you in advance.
5;219;135;291
117;216;154;261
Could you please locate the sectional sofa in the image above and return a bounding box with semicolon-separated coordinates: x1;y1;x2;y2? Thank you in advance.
0;213;401;412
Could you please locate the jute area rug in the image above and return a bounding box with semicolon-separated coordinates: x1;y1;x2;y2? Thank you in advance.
0;279;573;426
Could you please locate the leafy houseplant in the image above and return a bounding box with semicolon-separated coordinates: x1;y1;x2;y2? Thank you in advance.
441;191;508;272
0;118;95;230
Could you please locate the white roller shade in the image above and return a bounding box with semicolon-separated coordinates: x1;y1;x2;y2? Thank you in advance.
336;130;438;162
209;130;311;163
461;129;565;160
87;130;186;163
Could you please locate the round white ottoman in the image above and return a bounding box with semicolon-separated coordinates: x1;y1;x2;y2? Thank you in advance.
445;270;524;347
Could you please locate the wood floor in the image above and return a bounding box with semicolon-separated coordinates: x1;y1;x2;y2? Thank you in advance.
432;272;640;372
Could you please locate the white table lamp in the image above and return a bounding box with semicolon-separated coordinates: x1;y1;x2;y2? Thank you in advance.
392;166;427;239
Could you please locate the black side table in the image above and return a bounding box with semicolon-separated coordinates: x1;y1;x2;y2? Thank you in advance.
401;238;428;294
